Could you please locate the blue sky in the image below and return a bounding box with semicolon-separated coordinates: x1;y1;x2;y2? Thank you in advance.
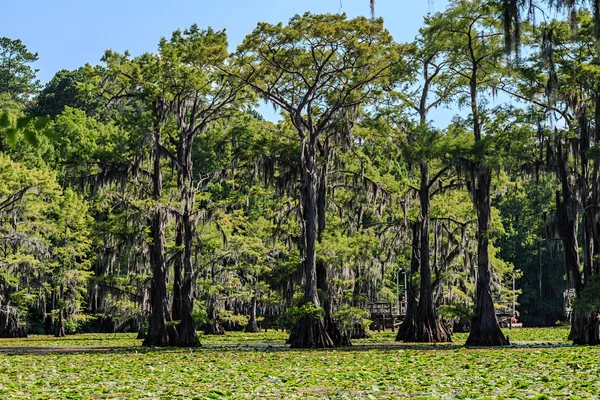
2;0;449;121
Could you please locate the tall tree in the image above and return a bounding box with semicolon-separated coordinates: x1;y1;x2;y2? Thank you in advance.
157;25;244;346
0;38;40;103
232;12;395;348
425;0;509;346
99;50;177;347
392;31;462;343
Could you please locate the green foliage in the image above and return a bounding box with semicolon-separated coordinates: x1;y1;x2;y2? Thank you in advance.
0;37;40;103
0;328;595;398
334;305;371;331
0;154;92;329
439;303;474;322
31;67;102;118
279;304;323;331
0;110;51;147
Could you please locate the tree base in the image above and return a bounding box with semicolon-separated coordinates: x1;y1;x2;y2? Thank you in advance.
0;306;27;338
396;313;416;341
569;307;600;345
400;318;452;343
288;317;335;348
204;322;224;335
325;315;351;346
136;330;146;340
245;320;260;333
167;325;179;346
176;323;201;347
350;323;371;339
142;328;170;347
465;314;509;347
453;321;470;333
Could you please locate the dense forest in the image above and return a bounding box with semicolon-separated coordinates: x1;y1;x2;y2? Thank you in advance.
1;0;599;348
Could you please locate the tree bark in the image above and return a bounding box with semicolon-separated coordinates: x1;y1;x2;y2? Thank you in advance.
55;308;65;338
466;168;509;346
570;307;600;345
402;163;451;342
172;215;183;323
565;101;600;345
288;135;334;348
0;305;27;338
315;150;351;346
143;113;173;347
143;205;171;346
245;293;260;333
397;221;420;341
177;134;201;347
204;294;224;335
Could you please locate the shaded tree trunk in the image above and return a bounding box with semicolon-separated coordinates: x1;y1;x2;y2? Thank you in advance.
289;135;334;348
204;294;224;335
143;107;174;347
55;308;65;338
401;163;451;342
177;134;201;347
570;307;600;345
464;51;507;346
397;221;420;341
142;207;171;346
350;265;370;339
315;148;351;346
245;293;259;333
172;216;183;323
0;305;27;338
466;168;508;346
567;106;600;345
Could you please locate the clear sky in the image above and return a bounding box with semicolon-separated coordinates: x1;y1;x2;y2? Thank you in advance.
2;0;449;121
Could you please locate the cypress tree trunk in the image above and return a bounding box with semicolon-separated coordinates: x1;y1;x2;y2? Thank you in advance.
55;308;65;338
143;208;171;346
466;168;508;346
316;153;351;346
0;305;27;338
172;216;183;323
289;136;334;348
567;105;600;345
397;221;420;341
177;137;201;347
204;295;224;335
570;307;600;345
350;265;370;339
245;293;260;333
143;113;173;347
402;163;451;342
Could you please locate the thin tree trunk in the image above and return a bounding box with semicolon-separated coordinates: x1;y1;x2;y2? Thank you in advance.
464;54;507;346
172;216;183;323
55;307;65;338
466;168;508;346
143;112;173;347
403;163;451;342
177;135;201;347
204;294;224;335
245;292;259;333
397;221;420;341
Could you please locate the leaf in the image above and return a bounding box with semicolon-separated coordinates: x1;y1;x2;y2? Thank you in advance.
16;116;33;129
34;116;50;130
5;128;17;145
42;128;58;140
0;112;9;128
23;130;39;147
